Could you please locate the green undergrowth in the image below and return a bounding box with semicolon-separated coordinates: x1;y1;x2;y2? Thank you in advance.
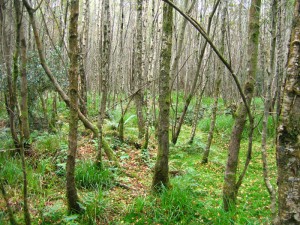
123;171;273;224
0;94;277;224
39;189;108;224
198;109;275;140
76;160;114;189
124;179;201;224
0;130;115;224
122;136;275;224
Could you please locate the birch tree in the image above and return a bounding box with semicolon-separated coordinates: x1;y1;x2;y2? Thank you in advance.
222;0;261;211
97;0;112;167
79;0;89;117
133;0;146;138
66;0;82;213
202;0;226;164
152;1;173;191
14;0;30;142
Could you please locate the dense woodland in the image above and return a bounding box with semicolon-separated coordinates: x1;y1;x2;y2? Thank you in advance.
0;0;299;224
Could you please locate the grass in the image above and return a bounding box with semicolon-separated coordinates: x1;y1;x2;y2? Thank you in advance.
124;181;201;224
77;190;108;224
76;160;114;189
0;155;23;187
123;166;274;225
34;132;61;154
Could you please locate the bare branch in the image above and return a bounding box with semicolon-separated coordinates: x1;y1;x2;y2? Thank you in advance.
22;0;44;13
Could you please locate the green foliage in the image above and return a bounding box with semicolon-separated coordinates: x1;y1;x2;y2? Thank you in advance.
53;142;68;177
198;116;211;133
198;99;275;141
40;191;108;225
75;160;114;189
106;119;119;131
171;139;205;155
183;107;204;126
77;190;107;224
34;133;61;154
0;154;54;194
125;181;200;224
26;167;43;193
0;93;277;224
32;132;69;178
27;49;68;95
62;214;79;224
241;113;275;140
255;115;276;138
215;114;235;136
0;211;5;224
201;97;215;106
41;201;67;224
36;158;53;175
124;114;136;125
199;114;234;135
0;155;23;187
26;49;68;131
86;93;100;117
0;131;14;152
140;148;150;162
0;99;6;119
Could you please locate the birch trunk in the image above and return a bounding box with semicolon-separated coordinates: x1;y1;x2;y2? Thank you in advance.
79;0;89;117
134;0;145;138
276;1;300;223
152;1;173;191
143;0;156;149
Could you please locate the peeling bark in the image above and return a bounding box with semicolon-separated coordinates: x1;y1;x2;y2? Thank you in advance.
276;1;300;223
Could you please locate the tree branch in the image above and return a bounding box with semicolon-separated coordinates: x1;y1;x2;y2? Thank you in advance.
161;0;252;121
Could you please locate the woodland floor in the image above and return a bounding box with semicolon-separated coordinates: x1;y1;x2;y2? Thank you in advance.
0;98;277;224
77;139;155;221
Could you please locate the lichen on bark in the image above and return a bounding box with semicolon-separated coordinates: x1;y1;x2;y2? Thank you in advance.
152;2;173;192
